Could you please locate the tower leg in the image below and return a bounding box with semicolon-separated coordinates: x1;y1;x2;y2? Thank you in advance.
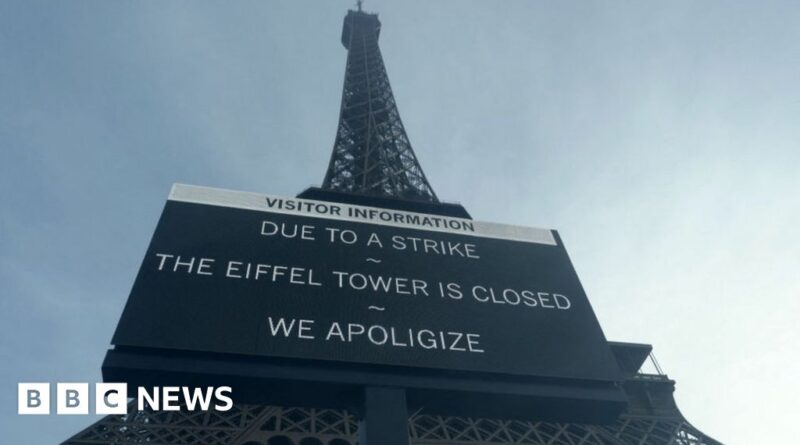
358;387;409;445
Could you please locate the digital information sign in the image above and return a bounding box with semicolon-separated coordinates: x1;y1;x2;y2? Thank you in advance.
112;184;620;383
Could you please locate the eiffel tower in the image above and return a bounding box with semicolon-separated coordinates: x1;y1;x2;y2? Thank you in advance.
321;3;437;202
64;4;721;445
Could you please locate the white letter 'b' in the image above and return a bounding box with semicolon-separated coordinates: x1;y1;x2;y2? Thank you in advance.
18;383;50;415
57;383;89;414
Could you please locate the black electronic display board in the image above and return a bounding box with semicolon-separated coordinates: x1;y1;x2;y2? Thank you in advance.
112;184;620;383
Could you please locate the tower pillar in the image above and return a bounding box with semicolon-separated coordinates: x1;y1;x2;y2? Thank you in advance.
357;387;409;445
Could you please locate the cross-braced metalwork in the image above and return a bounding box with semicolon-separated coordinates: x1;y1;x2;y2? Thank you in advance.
63;373;721;445
322;8;438;202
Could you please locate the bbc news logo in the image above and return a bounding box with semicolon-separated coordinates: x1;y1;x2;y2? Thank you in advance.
18;383;233;415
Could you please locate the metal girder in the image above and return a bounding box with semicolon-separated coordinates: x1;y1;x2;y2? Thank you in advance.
63;401;721;445
63;369;721;445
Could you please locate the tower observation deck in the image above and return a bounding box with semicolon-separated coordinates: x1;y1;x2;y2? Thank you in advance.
64;5;721;445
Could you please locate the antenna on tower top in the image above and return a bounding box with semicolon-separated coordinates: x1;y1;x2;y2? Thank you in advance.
357;0;363;12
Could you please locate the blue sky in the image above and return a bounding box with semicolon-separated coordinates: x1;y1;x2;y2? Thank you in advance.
1;1;798;443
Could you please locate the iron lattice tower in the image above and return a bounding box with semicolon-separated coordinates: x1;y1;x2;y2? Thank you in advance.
322;7;438;202
64;5;721;445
